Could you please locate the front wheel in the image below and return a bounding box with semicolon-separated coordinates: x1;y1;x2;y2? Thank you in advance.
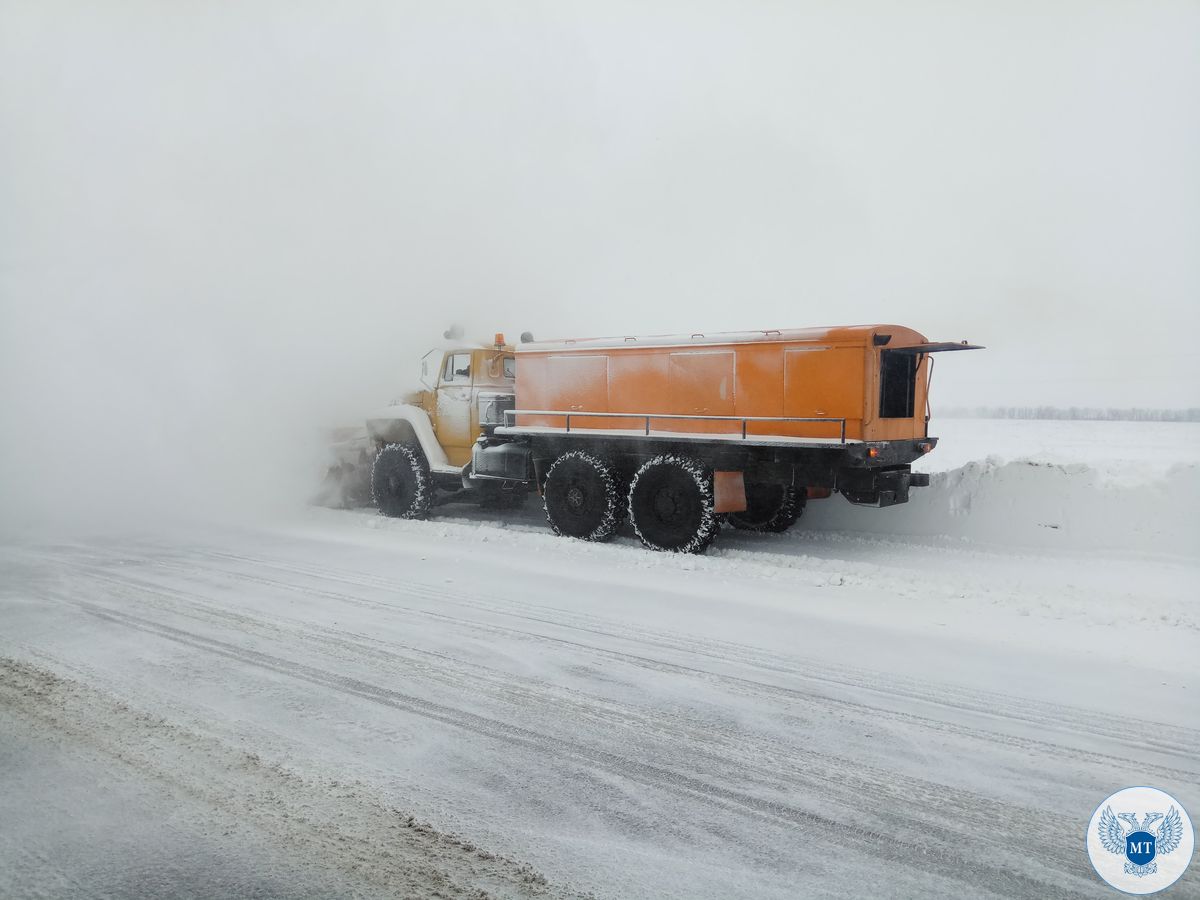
371;443;433;519
628;455;717;553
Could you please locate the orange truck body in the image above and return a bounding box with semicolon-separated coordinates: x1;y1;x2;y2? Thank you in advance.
514;324;945;443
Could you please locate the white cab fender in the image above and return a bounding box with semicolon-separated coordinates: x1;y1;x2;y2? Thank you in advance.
364;405;452;471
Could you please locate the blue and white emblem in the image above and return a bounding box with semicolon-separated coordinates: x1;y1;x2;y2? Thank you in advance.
1087;787;1194;894
1098;806;1184;877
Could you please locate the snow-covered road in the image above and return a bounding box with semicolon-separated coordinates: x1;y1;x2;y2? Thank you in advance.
2;483;1197;898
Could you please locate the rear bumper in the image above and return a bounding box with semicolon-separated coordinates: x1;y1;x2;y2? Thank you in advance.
837;466;929;507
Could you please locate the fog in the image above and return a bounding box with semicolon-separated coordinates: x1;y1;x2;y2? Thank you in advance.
2;0;1198;533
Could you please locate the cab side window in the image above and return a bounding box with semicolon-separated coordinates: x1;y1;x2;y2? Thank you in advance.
502;357;516;380
442;353;472;384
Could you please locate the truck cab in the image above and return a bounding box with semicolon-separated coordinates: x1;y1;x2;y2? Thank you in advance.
414;344;515;467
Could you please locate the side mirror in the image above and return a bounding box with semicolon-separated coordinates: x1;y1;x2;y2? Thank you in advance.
419;349;439;390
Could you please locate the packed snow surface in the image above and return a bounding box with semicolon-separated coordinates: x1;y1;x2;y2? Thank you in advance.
1;420;1197;898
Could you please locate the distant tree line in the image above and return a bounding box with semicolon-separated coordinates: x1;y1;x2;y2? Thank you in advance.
936;406;1200;422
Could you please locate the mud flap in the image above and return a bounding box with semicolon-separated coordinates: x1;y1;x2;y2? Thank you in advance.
713;471;748;513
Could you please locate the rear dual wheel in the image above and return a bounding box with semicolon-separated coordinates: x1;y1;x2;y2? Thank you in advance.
727;483;805;533
543;451;621;541
544;451;719;554
628;455;718;554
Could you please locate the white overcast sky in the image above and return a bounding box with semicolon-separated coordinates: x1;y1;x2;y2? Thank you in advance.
2;0;1198;436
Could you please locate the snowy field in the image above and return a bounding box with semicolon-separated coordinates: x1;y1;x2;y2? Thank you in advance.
917;418;1200;478
1;419;1197;899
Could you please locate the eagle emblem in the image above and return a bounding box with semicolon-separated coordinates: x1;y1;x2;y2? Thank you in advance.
1098;805;1185;877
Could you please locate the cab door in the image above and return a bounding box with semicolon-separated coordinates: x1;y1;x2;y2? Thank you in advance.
435;351;474;466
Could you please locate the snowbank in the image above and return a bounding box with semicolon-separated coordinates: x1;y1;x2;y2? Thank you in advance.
805;458;1199;557
915;419;1200;480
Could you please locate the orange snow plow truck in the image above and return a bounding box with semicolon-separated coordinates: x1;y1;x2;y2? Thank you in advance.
328;325;981;554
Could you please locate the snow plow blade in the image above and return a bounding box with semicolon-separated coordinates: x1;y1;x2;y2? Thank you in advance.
314;427;373;508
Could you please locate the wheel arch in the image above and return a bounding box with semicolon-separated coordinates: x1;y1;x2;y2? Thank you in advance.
365;405;450;469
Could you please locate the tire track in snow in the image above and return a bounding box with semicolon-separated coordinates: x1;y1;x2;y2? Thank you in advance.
135;550;1197;779
24;544;1192;897
55;559;1200;893
20;538;1187;759
42;592;1097;899
41;566;1086;865
192;546;1200;757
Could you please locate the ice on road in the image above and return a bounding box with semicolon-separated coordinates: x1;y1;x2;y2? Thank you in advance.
1;446;1197;898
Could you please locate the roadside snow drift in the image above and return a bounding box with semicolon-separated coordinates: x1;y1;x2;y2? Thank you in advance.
806;459;1198;557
